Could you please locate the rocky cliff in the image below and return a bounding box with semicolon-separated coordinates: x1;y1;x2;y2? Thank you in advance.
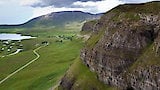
81;20;98;32
59;1;160;90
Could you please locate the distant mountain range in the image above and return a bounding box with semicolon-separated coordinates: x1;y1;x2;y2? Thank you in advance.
0;11;102;29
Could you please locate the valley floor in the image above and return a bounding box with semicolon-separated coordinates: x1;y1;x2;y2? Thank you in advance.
0;27;84;90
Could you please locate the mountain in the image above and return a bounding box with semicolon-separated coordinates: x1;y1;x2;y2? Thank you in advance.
58;1;160;90
0;11;102;29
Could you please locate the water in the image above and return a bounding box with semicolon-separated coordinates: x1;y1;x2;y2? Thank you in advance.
0;33;35;40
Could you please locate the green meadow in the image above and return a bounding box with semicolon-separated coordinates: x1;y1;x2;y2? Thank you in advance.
0;25;84;90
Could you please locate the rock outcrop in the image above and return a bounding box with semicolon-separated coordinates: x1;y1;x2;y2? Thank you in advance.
80;1;160;90
81;20;98;32
60;1;160;90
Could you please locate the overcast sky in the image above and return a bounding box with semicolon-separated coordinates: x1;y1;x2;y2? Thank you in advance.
0;0;158;24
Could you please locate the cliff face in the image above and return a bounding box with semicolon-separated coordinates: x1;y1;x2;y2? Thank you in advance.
80;1;160;90
81;20;98;32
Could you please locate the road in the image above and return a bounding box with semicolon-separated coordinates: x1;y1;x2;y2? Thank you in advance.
0;44;47;84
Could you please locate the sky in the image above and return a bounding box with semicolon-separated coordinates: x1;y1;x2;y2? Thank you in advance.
0;0;158;24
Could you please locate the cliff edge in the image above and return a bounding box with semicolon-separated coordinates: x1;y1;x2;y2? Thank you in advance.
59;1;160;90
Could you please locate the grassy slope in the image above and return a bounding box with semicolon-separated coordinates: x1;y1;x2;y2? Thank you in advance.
0;38;54;79
86;29;104;49
0;22;83;37
130;44;160;70
0;38;83;90
58;58;116;90
0;22;84;90
0;18;116;90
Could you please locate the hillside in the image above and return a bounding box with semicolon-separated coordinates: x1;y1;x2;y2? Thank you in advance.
59;1;160;90
0;11;101;29
0;11;103;90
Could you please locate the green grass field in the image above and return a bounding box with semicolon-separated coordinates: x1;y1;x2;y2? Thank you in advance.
0;25;84;90
0;37;83;90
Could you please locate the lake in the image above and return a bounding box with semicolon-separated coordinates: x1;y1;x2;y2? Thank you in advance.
0;33;35;40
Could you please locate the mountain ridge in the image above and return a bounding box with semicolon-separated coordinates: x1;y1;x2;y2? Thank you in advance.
0;11;102;29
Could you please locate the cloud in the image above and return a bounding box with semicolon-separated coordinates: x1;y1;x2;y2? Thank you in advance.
72;0;124;13
20;0;42;6
120;0;156;3
31;6;86;18
0;0;158;24
20;0;101;7
0;0;33;24
21;0;158;8
32;6;54;18
30;0;123;18
21;0;158;19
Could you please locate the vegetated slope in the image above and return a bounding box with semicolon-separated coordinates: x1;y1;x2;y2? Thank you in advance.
0;38;83;90
0;11;102;29
58;58;115;90
81;20;98;34
59;1;160;90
